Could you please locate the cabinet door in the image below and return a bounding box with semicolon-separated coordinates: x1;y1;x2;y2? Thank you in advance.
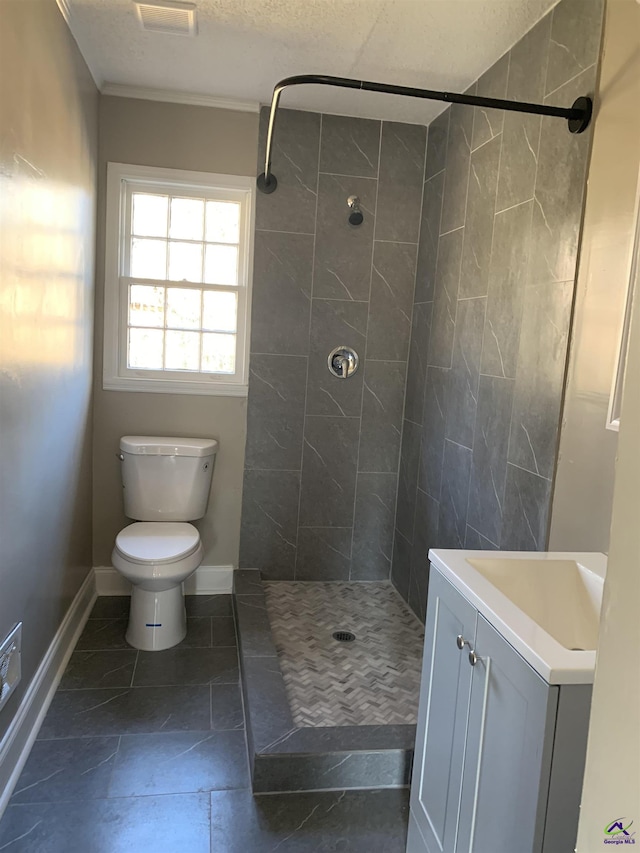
408;570;478;853
456;615;558;853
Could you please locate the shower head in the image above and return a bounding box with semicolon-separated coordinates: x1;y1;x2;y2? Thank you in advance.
347;195;363;226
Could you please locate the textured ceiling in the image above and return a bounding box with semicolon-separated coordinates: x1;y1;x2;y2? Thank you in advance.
65;0;558;124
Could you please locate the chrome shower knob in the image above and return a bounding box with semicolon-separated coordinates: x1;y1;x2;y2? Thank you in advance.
328;346;359;379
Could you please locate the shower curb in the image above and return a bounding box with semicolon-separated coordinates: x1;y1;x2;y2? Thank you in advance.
233;569;415;793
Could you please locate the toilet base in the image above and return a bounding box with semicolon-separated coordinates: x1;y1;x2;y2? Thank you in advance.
126;585;187;651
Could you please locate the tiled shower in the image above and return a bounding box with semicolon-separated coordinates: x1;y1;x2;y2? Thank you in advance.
240;0;603;627
240;109;426;584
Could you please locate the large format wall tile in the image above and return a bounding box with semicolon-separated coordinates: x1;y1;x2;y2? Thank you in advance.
351;472;397;580
306;298;367;417
319;114;381;178
375;122;427;242
480;200;532;379
390;529;412;602
428;228;463;368
460;135;501;299
239;470;300;579
418;367;449;500
445;296;486;450
529;68;598;285
495;16;550;212
299;416;360;528
256;108;320;234
508;281;572;480
501;464;552;551
415;170;444;304
404;302;432;425
244;108;423;581
359;361;406;474
425;111;449;180
250;231;313;355
367;241;417;361
471;53;509;151
438;440;472;549
409;488;439;621
467;375;515;546
395;420;421;542
440;103;473;235
391;0;602;617
296;527;352;580
245;355;307;471
545;0;604;96
313;173;377;301
246;0;602;589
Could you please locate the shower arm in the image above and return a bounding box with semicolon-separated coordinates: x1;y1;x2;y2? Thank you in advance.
256;73;592;193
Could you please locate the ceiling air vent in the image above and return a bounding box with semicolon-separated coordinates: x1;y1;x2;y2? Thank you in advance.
134;0;198;37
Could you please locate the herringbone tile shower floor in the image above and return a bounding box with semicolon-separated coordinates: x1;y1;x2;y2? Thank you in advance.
263;582;424;727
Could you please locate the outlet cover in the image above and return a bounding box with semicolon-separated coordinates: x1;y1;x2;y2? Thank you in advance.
0;623;22;712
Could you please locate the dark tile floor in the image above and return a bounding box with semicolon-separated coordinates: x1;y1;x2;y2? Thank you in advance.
0;595;409;852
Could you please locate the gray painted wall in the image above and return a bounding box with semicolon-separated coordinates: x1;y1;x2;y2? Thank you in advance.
240;109;427;580
392;0;604;620
0;0;97;740
92;97;259;569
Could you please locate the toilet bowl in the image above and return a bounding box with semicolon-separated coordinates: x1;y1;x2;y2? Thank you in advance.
112;522;204;650
113;435;218;652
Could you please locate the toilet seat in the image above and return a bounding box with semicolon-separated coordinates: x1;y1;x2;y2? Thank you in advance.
114;522;200;565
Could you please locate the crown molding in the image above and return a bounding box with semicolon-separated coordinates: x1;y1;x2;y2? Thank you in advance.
101;83;260;113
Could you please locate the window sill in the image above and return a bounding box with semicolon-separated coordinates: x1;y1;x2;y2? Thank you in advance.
103;376;248;397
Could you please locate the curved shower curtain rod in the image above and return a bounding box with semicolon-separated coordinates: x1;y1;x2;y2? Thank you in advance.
257;74;592;194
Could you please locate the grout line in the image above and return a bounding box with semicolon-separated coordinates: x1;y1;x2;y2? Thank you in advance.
104;735;122;799
507;459;552;482
318;170;377;181
309;296;368;304
444;436;473;453
388;122;430;590
425;166;446;182
495;196;535;217
350;121;383;580
293;112;323;580
255;228;315;237
374;239;419;247
129;651;139;688
439;224;464;237
543;62;596;101
470;129;503;155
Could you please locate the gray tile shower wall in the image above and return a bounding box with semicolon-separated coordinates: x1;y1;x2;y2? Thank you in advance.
393;0;604;620
241;110;427;580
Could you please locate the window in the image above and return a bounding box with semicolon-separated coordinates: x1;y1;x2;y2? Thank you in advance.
104;163;254;395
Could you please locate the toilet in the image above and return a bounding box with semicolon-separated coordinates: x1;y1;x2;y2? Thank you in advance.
112;435;218;651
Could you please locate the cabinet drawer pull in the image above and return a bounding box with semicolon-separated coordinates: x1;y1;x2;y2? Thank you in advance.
456;634;470;650
469;649;478;666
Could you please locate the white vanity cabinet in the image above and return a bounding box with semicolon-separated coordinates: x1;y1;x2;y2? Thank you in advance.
407;567;592;853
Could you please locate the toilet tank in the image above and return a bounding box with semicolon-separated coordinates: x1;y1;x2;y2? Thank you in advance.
120;436;218;521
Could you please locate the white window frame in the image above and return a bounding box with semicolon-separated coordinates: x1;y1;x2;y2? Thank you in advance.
103;162;254;396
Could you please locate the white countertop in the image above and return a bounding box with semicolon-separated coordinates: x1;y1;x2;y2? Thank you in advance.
428;549;607;685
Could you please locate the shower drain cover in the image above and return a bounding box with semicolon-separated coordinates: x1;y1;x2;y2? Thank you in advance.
333;631;356;643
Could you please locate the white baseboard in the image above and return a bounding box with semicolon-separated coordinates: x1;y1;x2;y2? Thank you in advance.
93;565;234;596
0;570;97;819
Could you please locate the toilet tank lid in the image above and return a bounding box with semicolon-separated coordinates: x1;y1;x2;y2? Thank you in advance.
120;436;219;457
